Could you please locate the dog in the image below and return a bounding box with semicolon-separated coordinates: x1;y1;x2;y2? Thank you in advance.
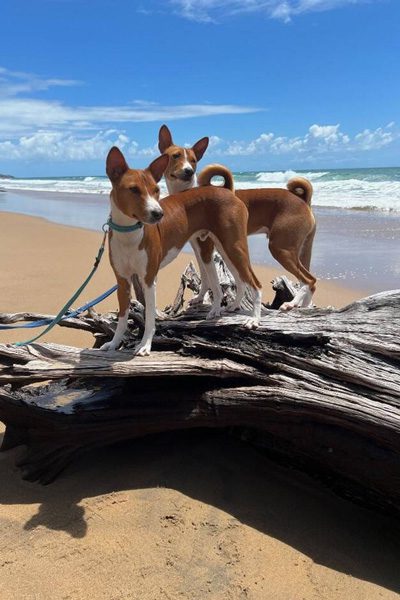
158;124;209;196
158;125;317;311
100;147;262;355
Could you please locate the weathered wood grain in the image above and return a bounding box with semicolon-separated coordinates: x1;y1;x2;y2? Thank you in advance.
0;260;399;517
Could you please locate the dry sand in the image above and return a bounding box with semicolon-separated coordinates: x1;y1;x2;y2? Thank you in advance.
1;212;399;600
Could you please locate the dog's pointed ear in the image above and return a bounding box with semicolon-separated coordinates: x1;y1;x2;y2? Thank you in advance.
147;154;169;183
106;147;129;182
158;124;173;153
192;137;209;161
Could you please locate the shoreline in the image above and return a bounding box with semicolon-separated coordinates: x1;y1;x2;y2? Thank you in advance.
1;188;400;294
0;211;370;348
3;183;400;212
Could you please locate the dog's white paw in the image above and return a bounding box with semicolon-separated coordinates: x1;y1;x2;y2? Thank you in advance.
189;293;206;307
279;301;296;312
134;342;151;356
298;297;313;309
99;341;118;351
206;305;222;320
243;317;259;330
226;300;242;313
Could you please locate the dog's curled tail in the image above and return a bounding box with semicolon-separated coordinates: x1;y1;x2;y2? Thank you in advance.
197;164;235;192
287;177;313;205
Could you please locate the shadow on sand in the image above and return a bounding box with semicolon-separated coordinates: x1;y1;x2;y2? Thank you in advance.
1;428;399;594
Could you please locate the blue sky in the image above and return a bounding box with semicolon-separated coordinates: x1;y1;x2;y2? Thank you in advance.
0;0;399;176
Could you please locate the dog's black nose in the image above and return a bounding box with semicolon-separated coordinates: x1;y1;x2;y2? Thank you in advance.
184;168;194;176
151;208;164;221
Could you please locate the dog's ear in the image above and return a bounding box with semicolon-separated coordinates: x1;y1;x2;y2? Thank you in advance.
106;147;129;182
158;125;173;153
192;137;209;161
147;154;169;183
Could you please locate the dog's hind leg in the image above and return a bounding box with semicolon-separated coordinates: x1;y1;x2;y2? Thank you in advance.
268;243;316;310
299;224;316;271
190;236;224;319
212;236;262;328
204;259;224;319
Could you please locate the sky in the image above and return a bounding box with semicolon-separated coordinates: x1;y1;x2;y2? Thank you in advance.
0;0;399;176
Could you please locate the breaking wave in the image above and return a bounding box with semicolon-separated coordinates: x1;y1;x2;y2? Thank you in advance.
2;166;400;212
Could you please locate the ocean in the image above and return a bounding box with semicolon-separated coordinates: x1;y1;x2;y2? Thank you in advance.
1;166;400;212
1;167;399;293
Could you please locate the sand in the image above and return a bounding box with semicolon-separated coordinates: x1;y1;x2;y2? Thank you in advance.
0;212;367;348
1;212;399;600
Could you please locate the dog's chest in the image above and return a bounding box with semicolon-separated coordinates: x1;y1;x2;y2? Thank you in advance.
110;233;148;279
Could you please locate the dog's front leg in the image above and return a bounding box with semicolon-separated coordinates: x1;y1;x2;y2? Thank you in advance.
100;277;131;351
134;280;156;356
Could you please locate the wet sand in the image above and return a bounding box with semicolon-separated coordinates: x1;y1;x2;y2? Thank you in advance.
1;212;399;600
1;188;400;294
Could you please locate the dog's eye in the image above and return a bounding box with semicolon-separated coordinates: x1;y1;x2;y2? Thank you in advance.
130;186;140;194
154;186;160;194
172;153;181;159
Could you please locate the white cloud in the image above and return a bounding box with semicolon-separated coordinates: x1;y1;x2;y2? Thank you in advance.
0;122;396;162
309;124;338;139
0;67;395;164
0;130;158;161
0;98;262;137
0;66;262;137
354;124;395;150
208;135;223;148
170;0;371;22
0;66;261;163
0;66;81;97
212;122;398;157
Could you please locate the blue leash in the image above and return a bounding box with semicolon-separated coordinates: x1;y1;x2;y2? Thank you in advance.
4;224;113;346
1;217;143;346
0;284;117;331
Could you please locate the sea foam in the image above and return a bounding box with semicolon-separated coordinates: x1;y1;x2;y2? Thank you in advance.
255;170;329;183
2;168;400;212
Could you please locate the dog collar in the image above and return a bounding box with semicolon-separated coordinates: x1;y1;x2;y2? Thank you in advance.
106;217;143;233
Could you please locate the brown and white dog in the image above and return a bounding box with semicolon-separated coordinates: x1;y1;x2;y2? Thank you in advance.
158;125;317;311
158;124;209;196
100;147;262;355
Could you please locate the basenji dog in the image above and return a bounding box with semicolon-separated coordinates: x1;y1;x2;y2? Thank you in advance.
158;124;209;195
158;124;221;304
158;125;317;311
100;147;262;356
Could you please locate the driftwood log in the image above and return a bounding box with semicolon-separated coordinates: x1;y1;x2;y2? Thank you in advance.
0;259;399;517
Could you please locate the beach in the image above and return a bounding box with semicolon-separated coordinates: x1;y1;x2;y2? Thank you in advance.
1;208;400;599
1;0;399;594
2;175;400;294
1;429;400;600
0;211;370;348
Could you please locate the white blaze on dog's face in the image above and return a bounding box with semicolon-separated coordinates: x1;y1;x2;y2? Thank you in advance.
158;124;209;187
106;147;169;224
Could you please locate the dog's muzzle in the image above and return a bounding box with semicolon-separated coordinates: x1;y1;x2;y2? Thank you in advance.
175;169;194;182
148;208;164;223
